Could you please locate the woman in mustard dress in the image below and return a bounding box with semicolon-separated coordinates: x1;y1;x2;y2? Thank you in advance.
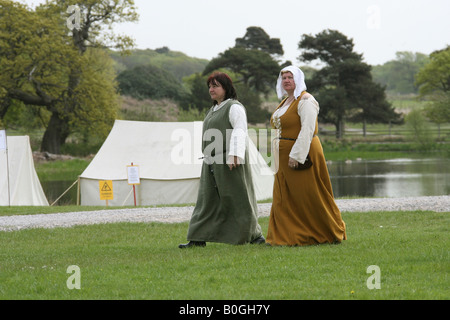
266;66;346;246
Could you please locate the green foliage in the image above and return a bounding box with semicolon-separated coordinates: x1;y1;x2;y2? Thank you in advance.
372;52;429;94
299;29;402;137
299;29;362;65
3;101;49;130
405;109;434;150
234;82;270;124
0;1;76;105
35;159;91;182
415;47;450;126
69;48;120;140
109;48;209;82
177;107;207;122
235;26;284;57
117;64;188;101
415;47;450;95
320;137;450;161
423;96;450;125
44;0;138;54
204;47;280;95
59;143;102;158
181;69;271;124
118;97;179;122
0;0;137;153
180;73;212;111
198;27;281;123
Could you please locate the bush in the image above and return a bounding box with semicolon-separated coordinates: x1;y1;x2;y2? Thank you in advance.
405;109;435;150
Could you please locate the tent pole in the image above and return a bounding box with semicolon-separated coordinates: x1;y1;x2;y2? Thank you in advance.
50;179;78;206
77;176;80;205
0;129;10;206
6;138;10;207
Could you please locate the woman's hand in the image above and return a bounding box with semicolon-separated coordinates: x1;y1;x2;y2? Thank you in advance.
288;157;299;169
227;156;241;170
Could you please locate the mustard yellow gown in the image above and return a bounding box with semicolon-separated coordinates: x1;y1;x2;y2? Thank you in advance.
266;94;347;246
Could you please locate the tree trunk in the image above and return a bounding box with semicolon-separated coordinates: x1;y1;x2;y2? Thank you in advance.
0;97;11;119
335;119;344;139
40;111;70;154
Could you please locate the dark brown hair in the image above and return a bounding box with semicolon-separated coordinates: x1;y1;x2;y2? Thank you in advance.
207;72;237;104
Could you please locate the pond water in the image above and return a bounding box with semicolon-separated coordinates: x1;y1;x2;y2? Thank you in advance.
42;158;449;205
328;158;449;198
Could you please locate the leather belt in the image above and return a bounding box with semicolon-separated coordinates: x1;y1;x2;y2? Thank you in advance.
278;137;296;141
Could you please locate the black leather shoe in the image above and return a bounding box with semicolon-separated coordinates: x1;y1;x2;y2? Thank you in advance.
178;241;206;249
250;235;266;244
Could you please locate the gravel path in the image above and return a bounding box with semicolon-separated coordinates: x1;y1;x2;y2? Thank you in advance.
0;196;448;232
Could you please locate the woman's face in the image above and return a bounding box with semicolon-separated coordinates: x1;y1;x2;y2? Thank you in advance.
208;80;226;103
281;71;296;94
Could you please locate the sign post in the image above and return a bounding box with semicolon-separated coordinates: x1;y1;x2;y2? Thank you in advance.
99;180;113;206
127;163;140;206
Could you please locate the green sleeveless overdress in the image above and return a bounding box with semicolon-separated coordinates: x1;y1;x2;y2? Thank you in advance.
186;100;263;244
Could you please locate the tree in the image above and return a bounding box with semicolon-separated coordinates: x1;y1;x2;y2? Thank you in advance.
415;47;450;95
371;51;429;94
299;29;362;65
415;46;450;135
197;27;283;123
204;27;281;95
298;29;401;137
203;47;280;95
0;0;138;153
348;80;401;136
235;26;284;57
181;73;212;111
405;109;433;149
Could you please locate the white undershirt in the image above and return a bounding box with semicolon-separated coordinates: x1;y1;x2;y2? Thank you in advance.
212;99;247;160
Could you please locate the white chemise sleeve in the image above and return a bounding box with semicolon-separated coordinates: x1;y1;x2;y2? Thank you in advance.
289;97;319;163
228;103;247;160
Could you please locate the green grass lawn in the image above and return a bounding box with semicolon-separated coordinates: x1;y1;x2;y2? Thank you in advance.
0;211;448;300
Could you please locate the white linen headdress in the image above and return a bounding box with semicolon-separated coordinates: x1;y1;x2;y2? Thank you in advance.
276;65;307;99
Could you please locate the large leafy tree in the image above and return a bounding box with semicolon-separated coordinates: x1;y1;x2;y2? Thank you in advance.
415;46;450;133
0;0;137;153
298;29;401;137
204;26;282;94
199;27;282;123
235;26;284;57
415;47;450;95
203;47;280;96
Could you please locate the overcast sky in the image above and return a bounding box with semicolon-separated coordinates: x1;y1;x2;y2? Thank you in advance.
21;0;450;66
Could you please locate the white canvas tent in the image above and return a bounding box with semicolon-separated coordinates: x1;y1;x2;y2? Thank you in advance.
79;120;274;206
0;135;49;206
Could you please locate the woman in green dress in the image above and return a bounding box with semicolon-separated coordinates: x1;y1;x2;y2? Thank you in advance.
179;72;265;248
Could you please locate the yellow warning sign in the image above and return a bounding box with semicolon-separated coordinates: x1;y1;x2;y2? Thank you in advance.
99;180;113;200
